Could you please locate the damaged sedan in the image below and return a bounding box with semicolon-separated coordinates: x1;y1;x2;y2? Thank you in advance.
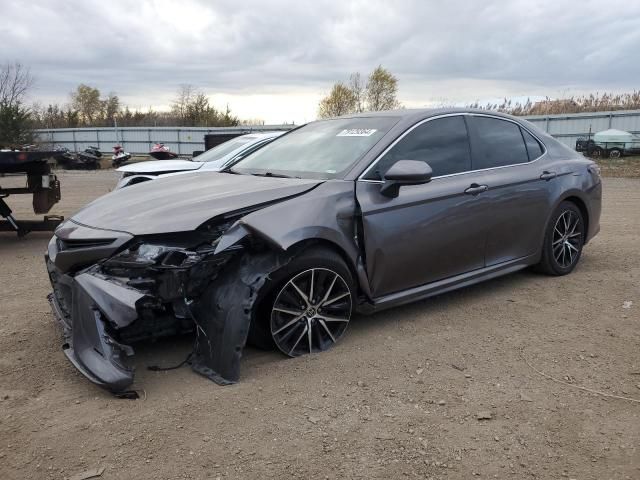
46;108;602;394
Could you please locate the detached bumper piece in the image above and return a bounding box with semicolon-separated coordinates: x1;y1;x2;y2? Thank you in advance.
47;268;145;393
46;232;244;394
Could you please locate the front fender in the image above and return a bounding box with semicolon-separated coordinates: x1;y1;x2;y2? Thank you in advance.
215;180;360;271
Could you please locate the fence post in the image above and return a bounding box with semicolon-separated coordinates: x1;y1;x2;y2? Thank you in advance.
96;129;100;151
72;130;77;152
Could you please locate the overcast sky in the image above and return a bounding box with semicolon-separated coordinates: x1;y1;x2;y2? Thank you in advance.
2;0;639;123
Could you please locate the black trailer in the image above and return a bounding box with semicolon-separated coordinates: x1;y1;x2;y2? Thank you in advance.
0;150;63;236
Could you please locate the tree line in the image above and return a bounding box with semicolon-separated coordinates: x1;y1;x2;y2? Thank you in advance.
3;60;640;149
0;62;242;147
33;83;240;129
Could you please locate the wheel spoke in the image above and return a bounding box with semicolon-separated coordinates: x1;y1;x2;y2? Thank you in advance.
273;314;305;335
309;269;315;304
290;280;310;306
322;291;350;307
566;242;579;253
568;217;579;236
320;274;338;304
318;314;350;323
307;321;313;353
318;319;336;343
273;306;305;316
288;325;308;355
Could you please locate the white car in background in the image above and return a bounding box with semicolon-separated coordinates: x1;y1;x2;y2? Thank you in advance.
116;131;285;188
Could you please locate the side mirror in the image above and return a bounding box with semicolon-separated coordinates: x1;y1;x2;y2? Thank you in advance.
380;160;433;197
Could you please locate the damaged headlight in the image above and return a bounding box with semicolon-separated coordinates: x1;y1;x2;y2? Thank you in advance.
104;243;193;270
137;244;171;261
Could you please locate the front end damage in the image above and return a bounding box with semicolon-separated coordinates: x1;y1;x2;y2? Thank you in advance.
46;221;253;394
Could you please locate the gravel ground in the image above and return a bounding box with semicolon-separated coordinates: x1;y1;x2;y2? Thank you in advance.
0;171;638;480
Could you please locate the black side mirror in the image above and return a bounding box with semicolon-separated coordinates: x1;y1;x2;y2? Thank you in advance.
380;160;433;197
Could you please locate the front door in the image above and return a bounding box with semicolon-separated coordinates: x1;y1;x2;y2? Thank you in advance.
356;115;488;298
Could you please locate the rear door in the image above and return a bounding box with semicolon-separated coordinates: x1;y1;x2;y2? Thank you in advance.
356;115;489;297
466;115;551;265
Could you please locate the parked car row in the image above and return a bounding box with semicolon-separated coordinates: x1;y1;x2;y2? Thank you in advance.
115;132;284;188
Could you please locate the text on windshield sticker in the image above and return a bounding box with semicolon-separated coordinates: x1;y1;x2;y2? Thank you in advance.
337;129;377;137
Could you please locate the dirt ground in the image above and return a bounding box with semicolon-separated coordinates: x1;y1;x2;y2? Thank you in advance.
0;170;639;480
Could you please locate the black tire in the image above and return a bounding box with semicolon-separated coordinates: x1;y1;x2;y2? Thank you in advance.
247;246;355;356
535;201;585;276
608;148;622;159
590;147;603;158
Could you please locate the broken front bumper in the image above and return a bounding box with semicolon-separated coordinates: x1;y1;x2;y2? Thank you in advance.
47;259;144;392
45;222;252;394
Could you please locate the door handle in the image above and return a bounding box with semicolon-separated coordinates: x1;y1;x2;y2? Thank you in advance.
464;183;488;195
540;170;557;181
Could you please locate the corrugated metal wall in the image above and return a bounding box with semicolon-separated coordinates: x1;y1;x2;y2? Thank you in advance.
35;125;293;155
35;110;640;153
523;109;640;147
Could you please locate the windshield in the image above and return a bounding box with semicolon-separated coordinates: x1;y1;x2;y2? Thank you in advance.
195;136;256;165
230;117;399;179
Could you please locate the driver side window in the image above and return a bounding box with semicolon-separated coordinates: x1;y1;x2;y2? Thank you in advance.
364;115;472;180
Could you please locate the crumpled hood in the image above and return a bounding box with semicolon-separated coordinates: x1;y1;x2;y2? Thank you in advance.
117;159;203;174
71;172;323;235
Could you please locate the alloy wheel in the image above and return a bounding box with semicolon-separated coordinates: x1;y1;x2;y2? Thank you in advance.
270;268;352;357
552;210;583;268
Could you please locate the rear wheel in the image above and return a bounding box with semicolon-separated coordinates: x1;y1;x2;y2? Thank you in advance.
248;247;354;356
608;148;622;159
535;201;585;276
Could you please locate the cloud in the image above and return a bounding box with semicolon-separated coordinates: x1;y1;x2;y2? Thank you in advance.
1;0;639;122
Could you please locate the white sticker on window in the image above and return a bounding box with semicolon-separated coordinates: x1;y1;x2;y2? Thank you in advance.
336;129;377;137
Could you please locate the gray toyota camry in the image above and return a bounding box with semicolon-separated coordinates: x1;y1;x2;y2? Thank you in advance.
46;108;602;394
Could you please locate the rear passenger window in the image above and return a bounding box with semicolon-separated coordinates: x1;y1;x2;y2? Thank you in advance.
365;115;471;179
521;128;544;160
471;117;529;169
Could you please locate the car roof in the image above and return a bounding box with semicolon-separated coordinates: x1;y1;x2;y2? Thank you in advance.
240;131;287;140
334;107;523;123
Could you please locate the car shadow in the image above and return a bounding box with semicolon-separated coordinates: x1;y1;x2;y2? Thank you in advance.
128;267;548;391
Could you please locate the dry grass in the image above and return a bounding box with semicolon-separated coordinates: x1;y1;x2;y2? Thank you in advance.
596;155;640;178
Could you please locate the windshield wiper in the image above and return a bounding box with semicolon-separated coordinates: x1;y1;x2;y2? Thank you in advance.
251;172;296;179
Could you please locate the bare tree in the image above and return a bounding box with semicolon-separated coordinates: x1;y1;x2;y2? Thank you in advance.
70;84;102;125
366;66;401;111
0;62;34;107
349;73;365;113
171;84;196;125
0;62;35;147
318;66;402;117
103;92;120;123
318;83;357;118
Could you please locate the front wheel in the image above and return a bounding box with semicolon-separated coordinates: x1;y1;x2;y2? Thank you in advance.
249;247;355;357
535;201;585;276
